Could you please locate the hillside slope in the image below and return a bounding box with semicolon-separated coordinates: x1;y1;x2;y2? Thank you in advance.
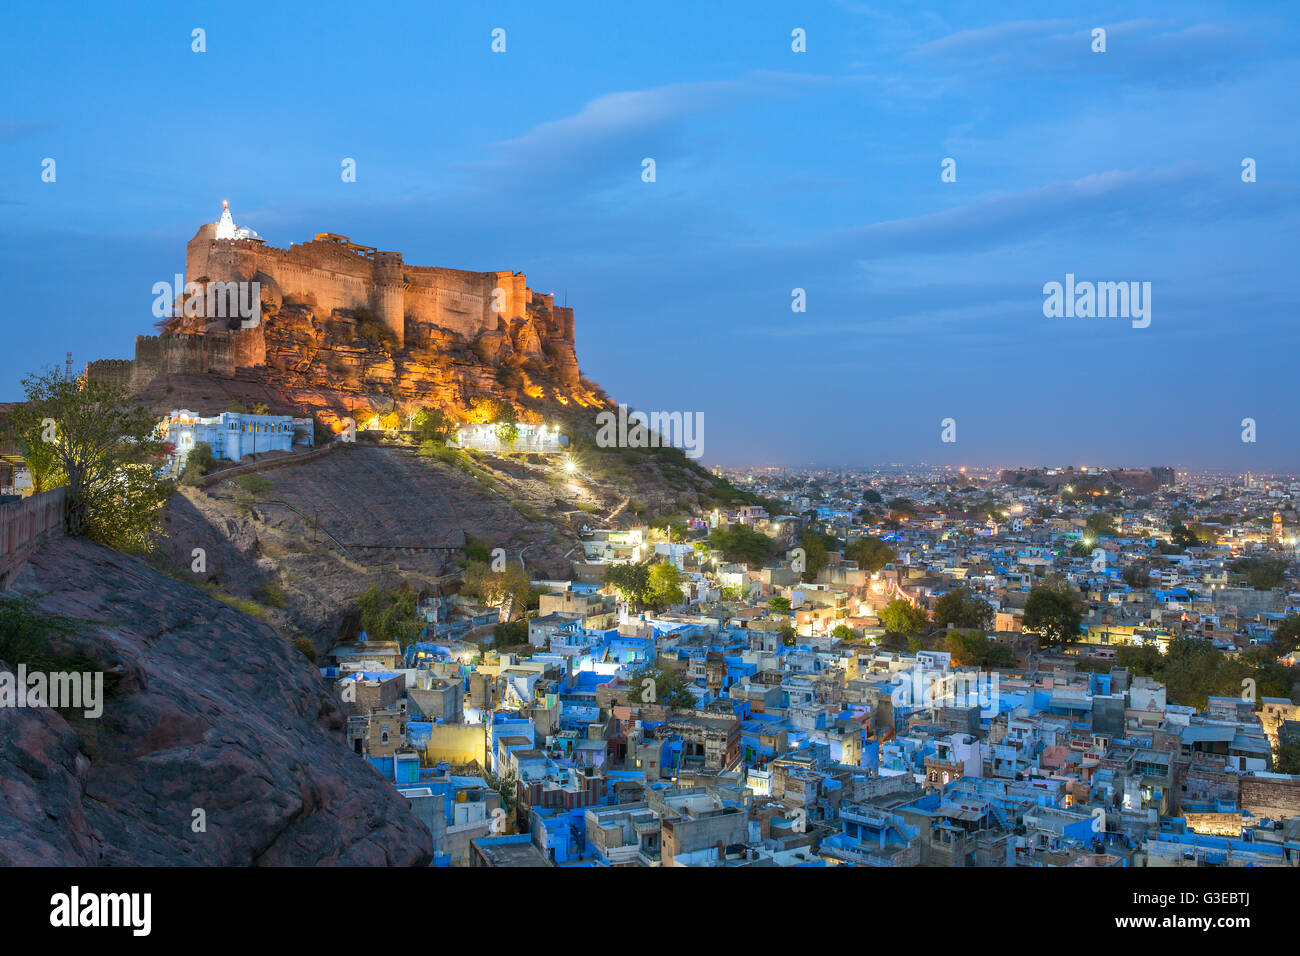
0;535;432;866
153;435;771;650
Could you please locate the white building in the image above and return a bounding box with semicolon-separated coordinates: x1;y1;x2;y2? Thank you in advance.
452;422;568;454
163;408;310;467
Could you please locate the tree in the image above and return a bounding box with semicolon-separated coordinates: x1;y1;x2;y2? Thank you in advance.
624;661;695;709
495;420;520;450
5;367;170;553
769;596;792;613
1231;557;1287;591
180;441;215;486
1023;576;1083;646
879;598;928;636
708;524;773;566
1122;564;1150;589
645;561;686;611
1271;615;1300;657
355;585;421;647
604;562;652;609
1085;513;1116;537
1169;522;1199;551
467;396;514;425
831;624;856;642
799;531;836;582
462;561;533;611
862;489;883;504
844;535;895;573
1276;738;1300;775
410;407;449;443
932;586;993;631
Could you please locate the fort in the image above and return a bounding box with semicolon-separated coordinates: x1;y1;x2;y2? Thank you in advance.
184;203;569;349
86;202;593;414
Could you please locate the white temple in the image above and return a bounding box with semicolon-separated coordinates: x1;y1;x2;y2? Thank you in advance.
213;199;262;241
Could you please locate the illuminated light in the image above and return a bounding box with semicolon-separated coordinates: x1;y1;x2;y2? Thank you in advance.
563;456;577;474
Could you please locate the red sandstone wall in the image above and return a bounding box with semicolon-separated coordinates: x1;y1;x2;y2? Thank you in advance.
185;227;556;346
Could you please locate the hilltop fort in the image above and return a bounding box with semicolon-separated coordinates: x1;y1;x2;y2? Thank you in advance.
87;202;604;422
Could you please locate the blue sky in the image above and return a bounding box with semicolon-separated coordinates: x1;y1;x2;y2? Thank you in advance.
2;1;1297;470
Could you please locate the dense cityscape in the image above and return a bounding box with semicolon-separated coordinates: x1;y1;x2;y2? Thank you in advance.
2;0;1293;940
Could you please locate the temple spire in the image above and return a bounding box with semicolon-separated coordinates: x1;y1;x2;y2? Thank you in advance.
215;199;237;239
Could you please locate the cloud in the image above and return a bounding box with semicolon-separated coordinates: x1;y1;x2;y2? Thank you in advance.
915;18;1081;57
456;72;828;195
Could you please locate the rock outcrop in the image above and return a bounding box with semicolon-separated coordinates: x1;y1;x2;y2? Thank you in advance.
0;535;433;866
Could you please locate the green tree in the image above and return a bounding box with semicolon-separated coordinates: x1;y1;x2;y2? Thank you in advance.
1122;564;1150;589
769;596;792;613
1023;576;1083;646
1276;738;1300;775
645;561;686;611
355;585;421;647
831;623;856;642
1231;557;1287;591
844;535;895;573
932;586;993;630
604;562;652;609
411;407;449;443
625;661;695;709
180;441;215;486
462;560;533;611
1169;522;1199;550
879;598;928;636
1085;513;1116;537
799;531;836;582
495;420;520;450
5;367;170;553
708;524;773;565
1115;643;1162;675
1271;615;1300;657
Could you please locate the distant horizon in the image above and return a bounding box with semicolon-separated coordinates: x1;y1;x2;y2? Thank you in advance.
708;461;1294;478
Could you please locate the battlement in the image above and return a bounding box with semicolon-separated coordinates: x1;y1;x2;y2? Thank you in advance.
186;213;562;349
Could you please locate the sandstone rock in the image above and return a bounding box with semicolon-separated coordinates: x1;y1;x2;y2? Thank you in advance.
0;536;433;866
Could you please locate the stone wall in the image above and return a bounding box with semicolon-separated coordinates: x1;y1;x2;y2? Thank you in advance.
1240;774;1300;820
0;487;66;589
87;329;266;392
186;227;556;349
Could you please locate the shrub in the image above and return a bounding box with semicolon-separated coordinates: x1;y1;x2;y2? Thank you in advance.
253;579;289;608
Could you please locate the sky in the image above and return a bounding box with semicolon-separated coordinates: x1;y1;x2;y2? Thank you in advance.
2;1;1297;471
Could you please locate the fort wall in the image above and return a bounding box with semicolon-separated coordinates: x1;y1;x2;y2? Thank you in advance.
186;226;555;349
128;328;266;389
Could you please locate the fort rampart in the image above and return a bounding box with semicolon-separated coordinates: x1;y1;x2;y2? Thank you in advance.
186;226;568;348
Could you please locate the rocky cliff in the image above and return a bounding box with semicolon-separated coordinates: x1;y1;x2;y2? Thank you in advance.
0;535;433;866
128;286;606;426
